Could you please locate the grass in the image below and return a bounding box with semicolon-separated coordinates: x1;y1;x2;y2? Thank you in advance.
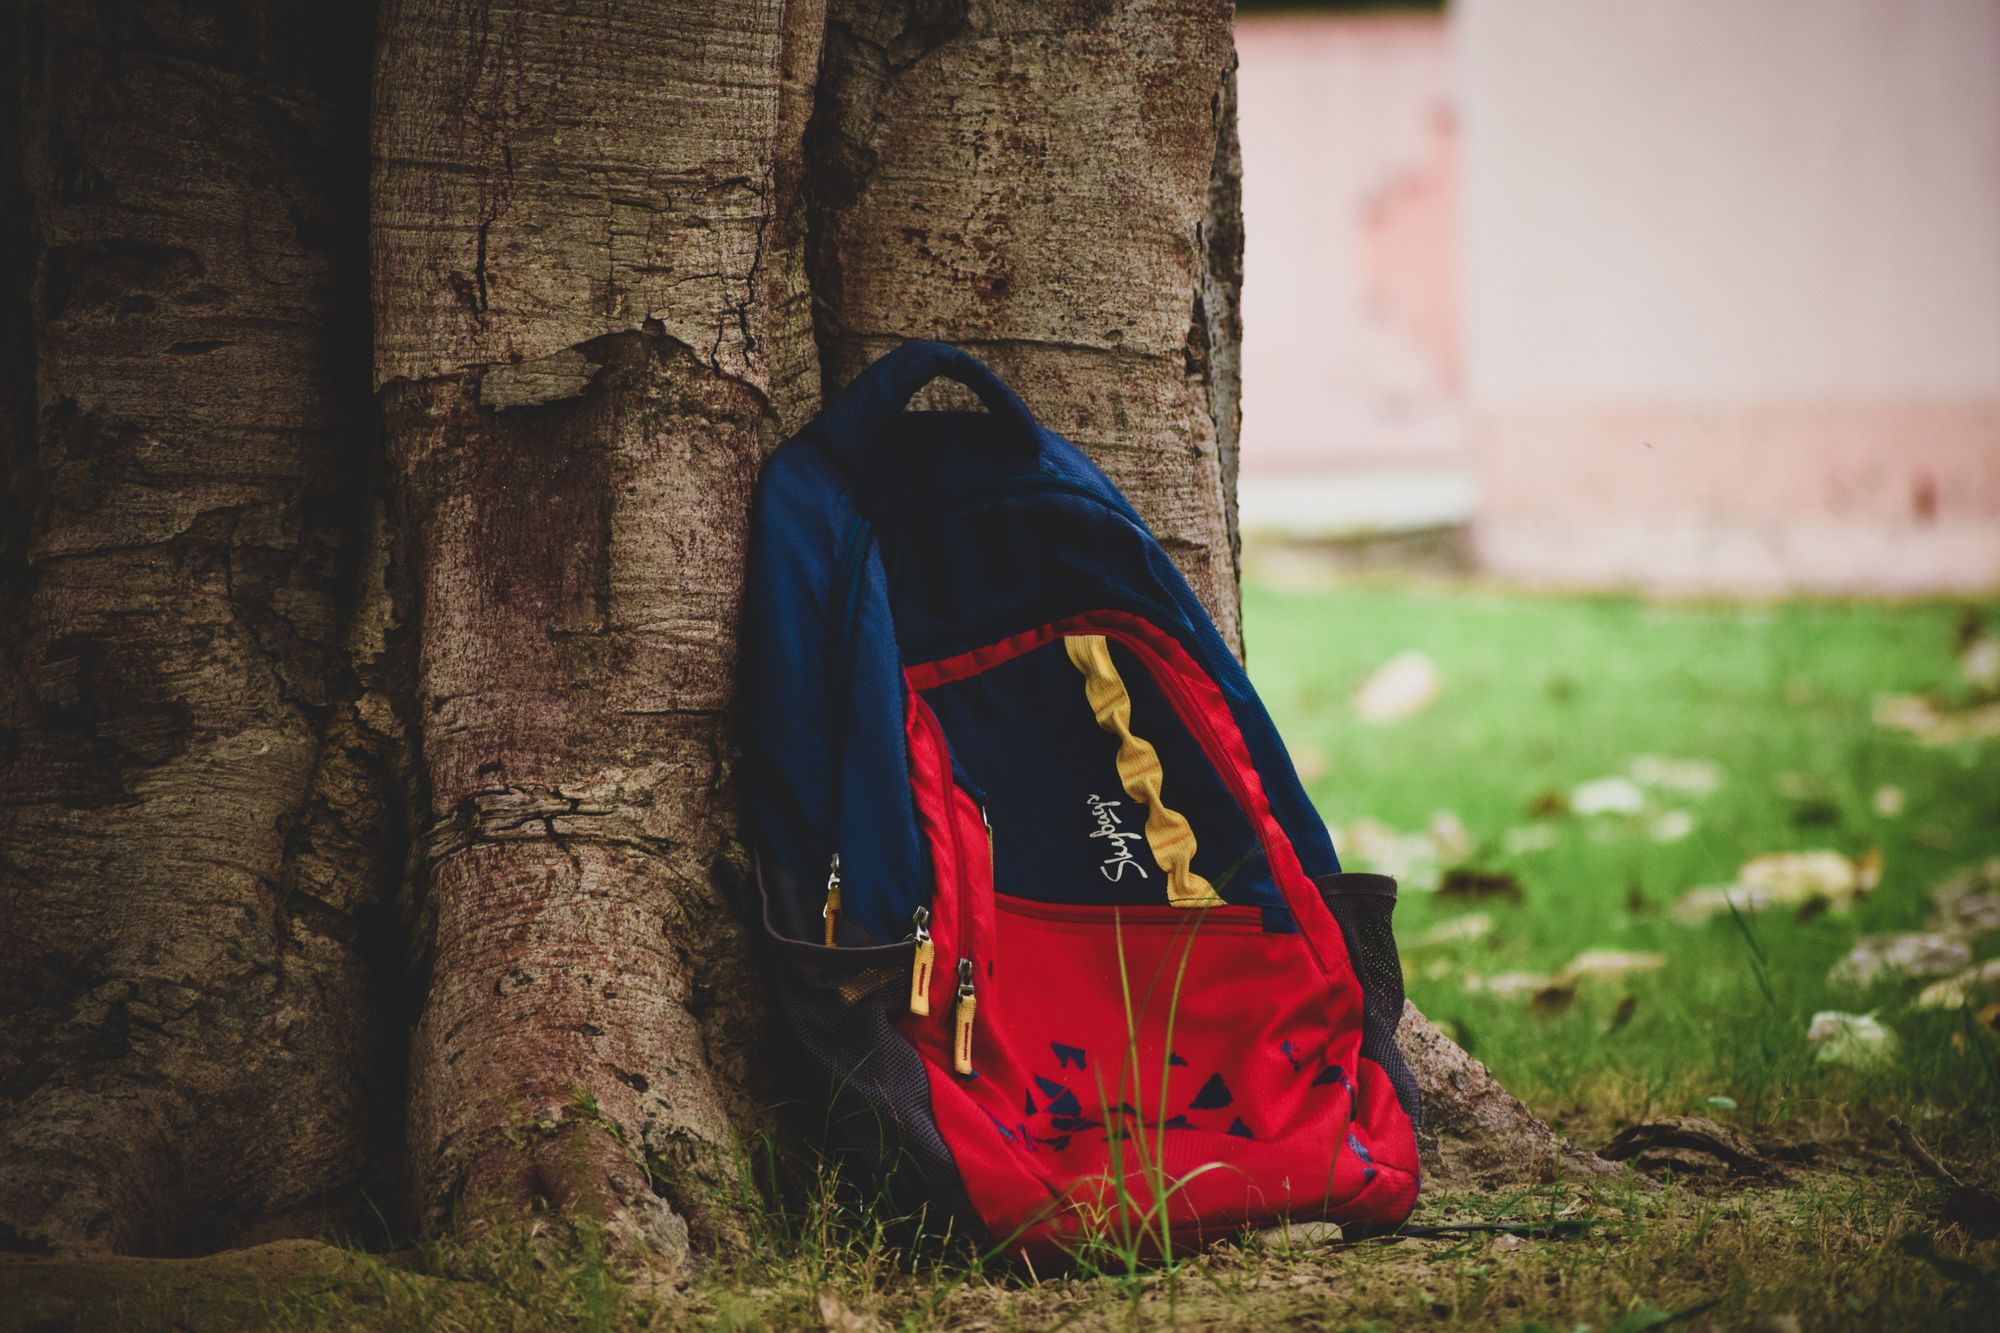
6;578;1997;1331
1242;580;2000;1165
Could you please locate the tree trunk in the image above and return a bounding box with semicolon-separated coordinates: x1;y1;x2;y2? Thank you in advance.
0;0;389;1256
368;0;825;1261
1;0;1604;1262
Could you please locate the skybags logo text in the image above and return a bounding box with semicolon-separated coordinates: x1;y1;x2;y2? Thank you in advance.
1085;794;1149;882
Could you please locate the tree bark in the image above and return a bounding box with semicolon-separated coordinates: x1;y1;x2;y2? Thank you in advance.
1398;1004;1620;1190
369;0;824;1261
1;0;1603;1261
0;0;389;1256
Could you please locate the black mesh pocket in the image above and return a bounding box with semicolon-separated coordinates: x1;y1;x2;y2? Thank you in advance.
756;854;980;1237
1315;872;1421;1132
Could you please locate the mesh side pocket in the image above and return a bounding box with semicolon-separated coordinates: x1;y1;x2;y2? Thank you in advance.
1315;873;1420;1133
756;854;980;1239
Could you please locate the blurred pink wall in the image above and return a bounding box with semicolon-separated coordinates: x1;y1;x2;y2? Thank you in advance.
1237;1;2000;594
1459;0;2000;595
1237;13;1465;475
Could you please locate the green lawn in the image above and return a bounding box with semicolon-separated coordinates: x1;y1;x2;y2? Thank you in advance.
1243;579;2000;1158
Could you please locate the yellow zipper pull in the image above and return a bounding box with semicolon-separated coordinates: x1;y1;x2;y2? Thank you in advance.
908;907;934;1016
822;854;842;948
953;958;977;1076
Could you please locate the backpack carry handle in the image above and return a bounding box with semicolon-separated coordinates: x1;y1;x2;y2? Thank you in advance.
809;340;1043;467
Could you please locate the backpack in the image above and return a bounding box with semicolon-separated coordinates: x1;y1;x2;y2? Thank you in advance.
744;340;1420;1261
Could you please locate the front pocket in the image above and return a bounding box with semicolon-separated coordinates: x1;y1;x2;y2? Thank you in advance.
888;889;1384;1255
893;609;1417;1255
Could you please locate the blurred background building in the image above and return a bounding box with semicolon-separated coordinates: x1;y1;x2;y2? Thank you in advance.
1236;0;2000;595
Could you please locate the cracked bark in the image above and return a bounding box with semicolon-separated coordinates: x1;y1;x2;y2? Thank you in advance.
0;0;1602;1262
370;0;823;1260
0;0;390;1255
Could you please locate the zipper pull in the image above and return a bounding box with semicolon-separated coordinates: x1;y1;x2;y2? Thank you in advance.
953;957;978;1076
981;804;995;884
822;853;842;948
907;907;934;1016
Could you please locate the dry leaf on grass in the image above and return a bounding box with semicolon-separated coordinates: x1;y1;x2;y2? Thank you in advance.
1530;984;1577;1017
1502;824;1560;855
1464;949;1665;1015
1353;650;1440;722
1827;933;1973;989
1557;949;1668;985
1340;819;1439;888
1462;970;1554;998
1806;1011;1897;1067
1438;868;1524;904
1427;810;1473;861
1648;809;1697;843
1961;626;2000;692
818;1290;884;1333
1527;789;1570;818
1418;912;1495;947
1628;755;1724;795
1913;959;2000;1010
1339;812;1470;891
1873;693;2000;745
1930;858;2000;938
1571;776;1646;816
1255;1219;1343;1247
1673;849;1881;924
